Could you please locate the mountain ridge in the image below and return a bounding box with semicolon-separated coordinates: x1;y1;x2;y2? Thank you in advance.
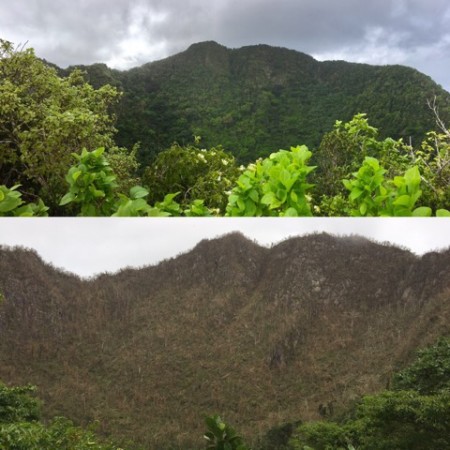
0;233;449;448
60;41;450;165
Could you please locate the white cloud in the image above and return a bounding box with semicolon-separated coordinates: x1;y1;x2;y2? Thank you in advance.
0;0;449;89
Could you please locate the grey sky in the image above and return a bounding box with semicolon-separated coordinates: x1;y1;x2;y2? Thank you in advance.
0;218;448;278
1;1;450;91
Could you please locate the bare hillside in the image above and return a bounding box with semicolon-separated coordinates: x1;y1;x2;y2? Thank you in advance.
0;233;449;449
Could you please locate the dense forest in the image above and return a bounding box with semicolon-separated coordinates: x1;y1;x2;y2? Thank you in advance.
63;41;450;164
1;39;449;216
0;233;449;448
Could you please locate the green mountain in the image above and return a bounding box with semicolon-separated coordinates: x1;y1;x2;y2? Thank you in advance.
65;41;450;164
1;233;449;449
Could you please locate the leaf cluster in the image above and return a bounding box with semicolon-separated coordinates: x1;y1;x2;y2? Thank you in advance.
226;145;315;216
0;185;48;216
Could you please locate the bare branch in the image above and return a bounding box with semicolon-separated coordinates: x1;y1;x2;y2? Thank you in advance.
427;96;450;136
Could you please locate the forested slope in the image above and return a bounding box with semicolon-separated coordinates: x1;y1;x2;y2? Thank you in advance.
66;41;450;163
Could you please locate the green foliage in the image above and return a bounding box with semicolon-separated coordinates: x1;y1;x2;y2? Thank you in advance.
290;420;352;450
0;383;40;423
143;142;239;213
313;114;378;197
414;130;450;210
60;147;118;216
342;157;432;216
204;415;249;450
100;42;450;165
393;337;450;395
60;147;213;216
58;141;446;217
0;418;123;450
314;114;412;214
0;381;123;450
0;185;48;216
104;144;141;195
290;337;450;450
226;145;315;216
0;39;120;209
294;390;450;450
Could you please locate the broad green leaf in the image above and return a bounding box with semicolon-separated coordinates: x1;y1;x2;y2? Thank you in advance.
404;165;421;190
412;207;432;217
279;169;293;189
129;185;149;199
0;195;22;213
248;189;259;203
283;207;298;217
349;188;363;201
393;194;412;207
359;202;368;216
72;170;82;181
261;192;277;206
436;209;450;217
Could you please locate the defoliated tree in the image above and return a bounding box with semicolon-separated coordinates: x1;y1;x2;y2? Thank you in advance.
0;40;120;209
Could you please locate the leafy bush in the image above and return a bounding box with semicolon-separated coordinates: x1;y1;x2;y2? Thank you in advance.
0;39;120;209
0;383;40;423
393;337;450;394
226;145;315;216
60;147;118;216
0;381;122;450
143;142;239;213
60;147;214;216
313;113;410;201
342;157;449;216
289;337;450;450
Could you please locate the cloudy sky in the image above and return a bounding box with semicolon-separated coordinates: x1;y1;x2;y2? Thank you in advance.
1;0;450;91
0;218;448;278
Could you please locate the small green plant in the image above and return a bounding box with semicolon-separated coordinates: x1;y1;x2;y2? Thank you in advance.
60;147;118;216
226;145;315;216
342;157;449;216
204;415;250;450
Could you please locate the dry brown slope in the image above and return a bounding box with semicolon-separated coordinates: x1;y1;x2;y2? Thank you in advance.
0;233;449;449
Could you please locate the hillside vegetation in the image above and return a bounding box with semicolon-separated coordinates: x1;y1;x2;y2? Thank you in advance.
67;41;450;164
1;39;449;216
0;233;449;449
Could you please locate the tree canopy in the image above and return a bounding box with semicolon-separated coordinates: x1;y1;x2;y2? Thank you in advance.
0;39;120;209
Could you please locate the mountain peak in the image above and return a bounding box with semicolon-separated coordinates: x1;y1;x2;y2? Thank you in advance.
1;234;449;449
187;40;227;51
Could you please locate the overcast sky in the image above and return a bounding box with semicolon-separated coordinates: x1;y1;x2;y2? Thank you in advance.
1;1;450;91
0;218;448;278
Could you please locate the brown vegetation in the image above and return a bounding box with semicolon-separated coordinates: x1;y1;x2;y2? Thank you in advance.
0;233;449;449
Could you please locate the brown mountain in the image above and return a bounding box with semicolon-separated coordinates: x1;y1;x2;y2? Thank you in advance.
0;233;449;449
